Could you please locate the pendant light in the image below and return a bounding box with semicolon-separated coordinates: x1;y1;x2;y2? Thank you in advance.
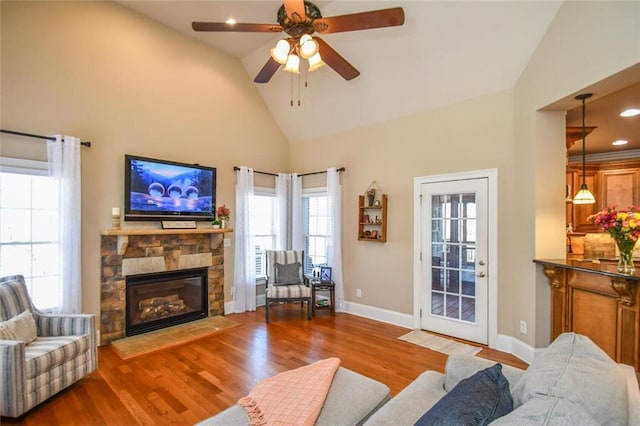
573;93;596;204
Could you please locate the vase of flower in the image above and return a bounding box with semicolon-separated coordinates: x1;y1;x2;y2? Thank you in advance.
616;238;636;274
589;205;639;275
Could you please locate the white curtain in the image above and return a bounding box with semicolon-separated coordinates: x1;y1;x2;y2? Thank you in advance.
232;167;256;313
275;173;303;250
326;168;344;311
47;135;82;314
291;174;303;251
275;173;290;250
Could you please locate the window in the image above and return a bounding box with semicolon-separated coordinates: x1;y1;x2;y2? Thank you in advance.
303;192;330;276
251;189;276;279
0;158;60;310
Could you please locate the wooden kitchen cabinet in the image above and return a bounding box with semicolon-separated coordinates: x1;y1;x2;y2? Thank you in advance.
567;161;640;232
598;169;639;209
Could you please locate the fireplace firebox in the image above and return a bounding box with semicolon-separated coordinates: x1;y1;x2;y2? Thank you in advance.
126;267;208;336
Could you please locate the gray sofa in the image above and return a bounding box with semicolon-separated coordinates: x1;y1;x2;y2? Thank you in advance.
366;332;640;425
199;332;640;425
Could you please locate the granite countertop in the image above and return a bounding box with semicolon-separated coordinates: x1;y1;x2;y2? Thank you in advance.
534;258;640;280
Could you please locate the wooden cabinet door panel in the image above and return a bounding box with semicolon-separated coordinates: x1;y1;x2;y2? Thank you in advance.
600;170;638;209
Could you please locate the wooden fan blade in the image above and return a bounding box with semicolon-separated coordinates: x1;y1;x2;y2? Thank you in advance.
192;22;282;33
315;37;360;81
313;7;404;34
254;57;281;84
284;0;306;22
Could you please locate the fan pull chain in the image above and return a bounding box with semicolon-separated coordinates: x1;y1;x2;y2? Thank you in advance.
298;73;301;106
290;72;294;107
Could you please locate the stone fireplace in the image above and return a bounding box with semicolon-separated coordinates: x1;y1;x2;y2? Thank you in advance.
100;229;226;345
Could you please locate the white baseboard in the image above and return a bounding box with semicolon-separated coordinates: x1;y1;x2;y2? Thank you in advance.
344;301;540;364
343;301;414;330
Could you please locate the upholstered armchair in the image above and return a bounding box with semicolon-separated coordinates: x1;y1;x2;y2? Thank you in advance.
0;275;97;418
265;250;312;323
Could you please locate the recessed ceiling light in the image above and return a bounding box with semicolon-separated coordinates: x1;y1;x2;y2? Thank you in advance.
226;18;236;25
612;139;629;146
620;108;640;117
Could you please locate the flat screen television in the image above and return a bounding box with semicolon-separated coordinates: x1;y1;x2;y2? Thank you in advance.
124;154;216;221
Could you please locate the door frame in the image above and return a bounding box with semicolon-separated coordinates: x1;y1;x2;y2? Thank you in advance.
413;168;498;348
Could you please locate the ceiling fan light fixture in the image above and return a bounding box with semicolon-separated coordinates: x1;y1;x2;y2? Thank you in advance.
284;54;300;74
271;39;290;65
299;34;318;59
612;139;629;146
621;108;640;118
307;52;324;72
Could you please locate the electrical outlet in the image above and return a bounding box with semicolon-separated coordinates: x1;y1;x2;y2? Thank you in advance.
520;320;528;335
223;238;231;247
356;288;362;298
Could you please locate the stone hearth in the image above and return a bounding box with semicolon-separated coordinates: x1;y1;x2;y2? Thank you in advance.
100;229;227;345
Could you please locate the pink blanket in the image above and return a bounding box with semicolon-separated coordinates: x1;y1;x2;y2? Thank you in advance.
238;357;341;426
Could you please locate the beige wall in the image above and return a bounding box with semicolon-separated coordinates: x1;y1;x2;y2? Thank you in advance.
291;90;515;316
291;1;640;349
2;0;639;352
0;1;289;319
514;0;640;347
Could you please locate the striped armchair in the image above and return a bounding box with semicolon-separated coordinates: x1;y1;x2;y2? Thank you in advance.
265;250;312;323
0;275;97;418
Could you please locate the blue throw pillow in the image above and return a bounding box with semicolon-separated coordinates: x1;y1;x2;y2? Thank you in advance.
414;363;513;426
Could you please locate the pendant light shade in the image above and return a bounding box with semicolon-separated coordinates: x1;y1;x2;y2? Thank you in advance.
573;93;595;205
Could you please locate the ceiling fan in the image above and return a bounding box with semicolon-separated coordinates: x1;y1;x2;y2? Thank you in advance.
192;0;405;83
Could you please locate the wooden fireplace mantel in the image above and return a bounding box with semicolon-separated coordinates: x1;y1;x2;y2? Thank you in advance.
101;228;232;257
101;227;232;236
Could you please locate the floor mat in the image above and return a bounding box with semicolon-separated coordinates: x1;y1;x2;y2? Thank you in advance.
398;330;482;356
111;315;240;359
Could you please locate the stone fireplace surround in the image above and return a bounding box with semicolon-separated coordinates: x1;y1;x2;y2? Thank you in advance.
100;228;227;345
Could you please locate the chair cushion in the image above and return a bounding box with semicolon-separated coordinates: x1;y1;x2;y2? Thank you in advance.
274;262;302;285
0;310;37;343
510;332;628;425
24;335;91;379
414;363;513;425
266;284;311;299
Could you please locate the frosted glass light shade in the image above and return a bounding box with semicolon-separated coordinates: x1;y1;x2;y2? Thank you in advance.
284;54;300;74
299;34;318;59
573;185;596;204
307;52;324;72
270;39;290;65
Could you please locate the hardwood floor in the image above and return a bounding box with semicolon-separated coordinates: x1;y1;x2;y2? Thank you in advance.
2;306;528;425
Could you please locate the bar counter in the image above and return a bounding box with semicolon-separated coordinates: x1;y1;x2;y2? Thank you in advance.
535;258;639;371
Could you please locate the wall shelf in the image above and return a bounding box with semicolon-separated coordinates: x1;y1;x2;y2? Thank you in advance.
358;194;387;242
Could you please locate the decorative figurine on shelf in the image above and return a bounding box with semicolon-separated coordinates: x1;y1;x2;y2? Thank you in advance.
366;188;375;207
365;180;382;207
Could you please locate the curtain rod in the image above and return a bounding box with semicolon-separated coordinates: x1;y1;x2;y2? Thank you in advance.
0;129;92;147
234;166;345;177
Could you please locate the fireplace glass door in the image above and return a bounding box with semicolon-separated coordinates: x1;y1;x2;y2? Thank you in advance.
126;267;208;336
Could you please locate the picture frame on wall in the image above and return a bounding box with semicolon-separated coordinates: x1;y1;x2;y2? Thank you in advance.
320;266;332;283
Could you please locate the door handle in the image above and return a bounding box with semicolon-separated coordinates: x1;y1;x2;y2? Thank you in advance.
477;272;486;278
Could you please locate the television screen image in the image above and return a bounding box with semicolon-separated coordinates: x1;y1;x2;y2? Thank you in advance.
125;155;216;221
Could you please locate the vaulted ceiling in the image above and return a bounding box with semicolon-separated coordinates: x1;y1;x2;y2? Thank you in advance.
117;1;637;152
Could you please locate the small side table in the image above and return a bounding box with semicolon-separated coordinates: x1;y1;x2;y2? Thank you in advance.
310;280;335;316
